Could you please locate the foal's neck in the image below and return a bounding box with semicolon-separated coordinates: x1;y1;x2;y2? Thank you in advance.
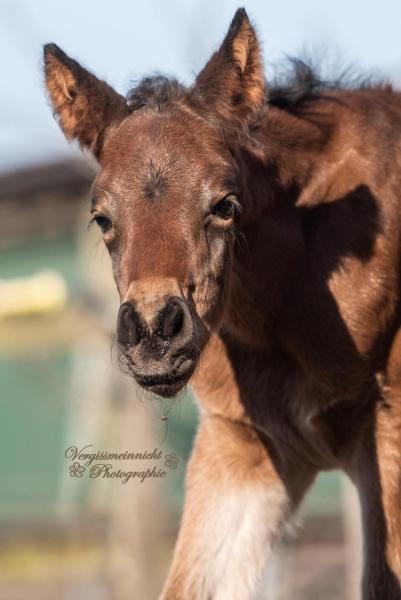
225;107;329;349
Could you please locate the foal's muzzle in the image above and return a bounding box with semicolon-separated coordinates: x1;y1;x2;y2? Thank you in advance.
117;296;196;397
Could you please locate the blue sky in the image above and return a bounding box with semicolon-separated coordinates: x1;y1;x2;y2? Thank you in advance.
2;0;401;172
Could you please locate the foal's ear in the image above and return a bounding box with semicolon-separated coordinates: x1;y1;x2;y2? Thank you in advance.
190;8;265;122
43;44;129;159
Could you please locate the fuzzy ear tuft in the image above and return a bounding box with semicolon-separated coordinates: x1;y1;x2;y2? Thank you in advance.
43;44;128;159
190;9;265;122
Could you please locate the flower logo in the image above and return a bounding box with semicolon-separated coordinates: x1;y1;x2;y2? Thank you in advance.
69;462;85;478
164;453;179;469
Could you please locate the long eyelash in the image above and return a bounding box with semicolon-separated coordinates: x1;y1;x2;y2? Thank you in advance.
228;223;250;258
231;198;242;213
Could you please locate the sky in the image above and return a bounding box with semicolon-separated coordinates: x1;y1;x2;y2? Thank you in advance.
2;0;401;173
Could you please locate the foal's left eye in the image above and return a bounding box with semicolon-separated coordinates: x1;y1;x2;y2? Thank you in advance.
211;195;237;220
92;214;112;233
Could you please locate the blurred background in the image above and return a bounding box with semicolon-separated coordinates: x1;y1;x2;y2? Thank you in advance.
1;0;401;598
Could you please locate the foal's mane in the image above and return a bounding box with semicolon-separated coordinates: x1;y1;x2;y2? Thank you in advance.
126;59;391;117
267;58;391;114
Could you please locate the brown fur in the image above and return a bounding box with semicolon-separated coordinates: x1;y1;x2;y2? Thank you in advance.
44;8;401;599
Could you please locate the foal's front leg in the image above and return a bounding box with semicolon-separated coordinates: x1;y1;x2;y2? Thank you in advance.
351;393;401;599
160;415;315;600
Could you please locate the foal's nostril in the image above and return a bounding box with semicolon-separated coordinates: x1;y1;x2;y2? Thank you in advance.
117;302;141;347
118;297;191;354
160;298;185;339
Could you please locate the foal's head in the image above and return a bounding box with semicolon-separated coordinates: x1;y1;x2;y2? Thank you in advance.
44;9;265;397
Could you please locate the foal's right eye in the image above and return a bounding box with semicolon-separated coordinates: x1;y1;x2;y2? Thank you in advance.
92;214;112;233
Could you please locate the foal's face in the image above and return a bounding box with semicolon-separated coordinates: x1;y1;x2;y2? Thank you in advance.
44;8;265;396
92;110;238;395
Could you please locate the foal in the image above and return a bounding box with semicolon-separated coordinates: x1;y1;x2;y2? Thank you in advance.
44;8;401;599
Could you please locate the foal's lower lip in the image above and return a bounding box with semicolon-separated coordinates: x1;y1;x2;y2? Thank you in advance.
136;371;190;389
134;367;194;397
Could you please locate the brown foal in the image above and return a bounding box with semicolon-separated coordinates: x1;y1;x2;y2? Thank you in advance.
44;8;401;599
